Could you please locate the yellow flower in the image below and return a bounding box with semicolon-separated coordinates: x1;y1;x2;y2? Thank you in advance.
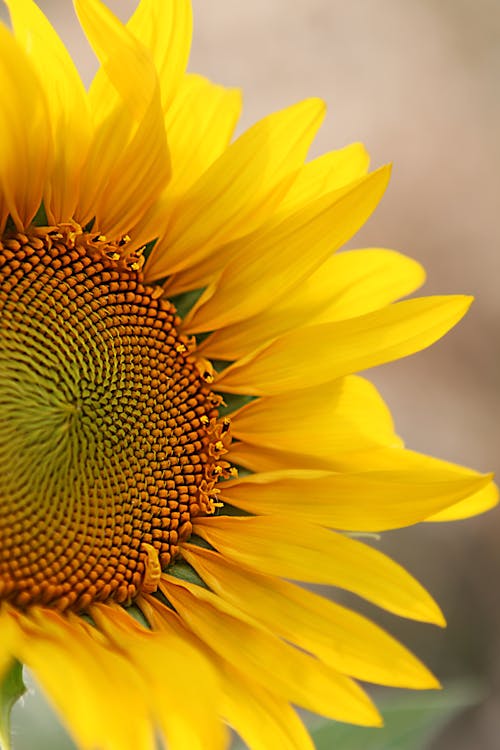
0;0;496;748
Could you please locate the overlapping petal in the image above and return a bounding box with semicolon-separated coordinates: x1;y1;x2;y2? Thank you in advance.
164;143;373;296
162;74;242;196
427;481;498;520
161;575;382;726
194;515;445;624
218;663;315;750
220;468;491;531
7;607;155;750
182;545;439;688
6;0;90;224
74;0;169;237
199;248;425;359
91;604;227;750
182;166;391;333
127;0;192;111
276;142;370;215
229;439;497;526
143;596;315;750
217;296;473;395
145;98;326;280
229;376;402;465
0;25;51;232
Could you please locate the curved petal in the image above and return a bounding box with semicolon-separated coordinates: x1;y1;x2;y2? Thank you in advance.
183;544;439;689
426;480;498;521
228;445;498;522
127;0;192;110
163;74;242;196
183;166;391;334
194;515;445;624
165;144;370;296
0;25;51;231
220;664;315;750
221;469;491;531
329;447;498;522
8;607;155;750
143;596;315;749
216;296;473;395
74;0;169;237
199;248;425;360
6;0;90;224
161;576;381;727
276;142;370;216
230;376;402;461
145;98;326;280
91;603;227;750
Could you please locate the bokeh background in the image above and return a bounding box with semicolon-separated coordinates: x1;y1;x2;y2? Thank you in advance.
3;1;499;748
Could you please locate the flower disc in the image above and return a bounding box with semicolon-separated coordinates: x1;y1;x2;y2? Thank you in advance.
0;228;229;612
0;3;496;748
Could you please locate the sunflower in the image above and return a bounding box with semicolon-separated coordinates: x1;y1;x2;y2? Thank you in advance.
0;0;496;749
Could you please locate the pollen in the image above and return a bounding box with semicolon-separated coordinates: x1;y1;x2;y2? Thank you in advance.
0;227;232;612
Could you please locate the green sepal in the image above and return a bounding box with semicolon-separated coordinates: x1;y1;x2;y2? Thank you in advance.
218;392;254;417
0;660;25;750
126;604;151;630
168;559;208;588
32;203;48;226
170;287;205;319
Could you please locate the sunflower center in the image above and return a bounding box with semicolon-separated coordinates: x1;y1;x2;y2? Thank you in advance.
0;226;231;612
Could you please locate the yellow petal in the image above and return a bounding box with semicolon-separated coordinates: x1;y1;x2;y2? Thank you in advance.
143;595;313;748
221;469;491;531
183;545;439;689
199;248;425;360
230;376;402;464
81;0;161;123
144;596;314;749
312;249;426;323
426;480;498;521
5;0;90;224
145;98;326;280
163;74;242;196
161;576;381;727
216;295;473;395
228;439;407;475
316;444;497;518
183;166;391;334
221;663;315;750
165;144;369;296
91;603;227;750
0;608;18;681
0;25;51;231
230;445;390;478
228;441;318;472
74;0;169;237
9;607;155;750
127;0;192;110
276;142;370;216
194;515;445;624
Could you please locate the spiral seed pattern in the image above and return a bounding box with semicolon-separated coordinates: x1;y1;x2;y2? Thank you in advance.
0;228;230;612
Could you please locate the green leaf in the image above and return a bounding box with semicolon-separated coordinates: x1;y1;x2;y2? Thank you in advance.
310;684;482;750
0;661;25;750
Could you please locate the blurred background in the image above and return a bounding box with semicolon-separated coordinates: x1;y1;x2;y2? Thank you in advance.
3;0;499;747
